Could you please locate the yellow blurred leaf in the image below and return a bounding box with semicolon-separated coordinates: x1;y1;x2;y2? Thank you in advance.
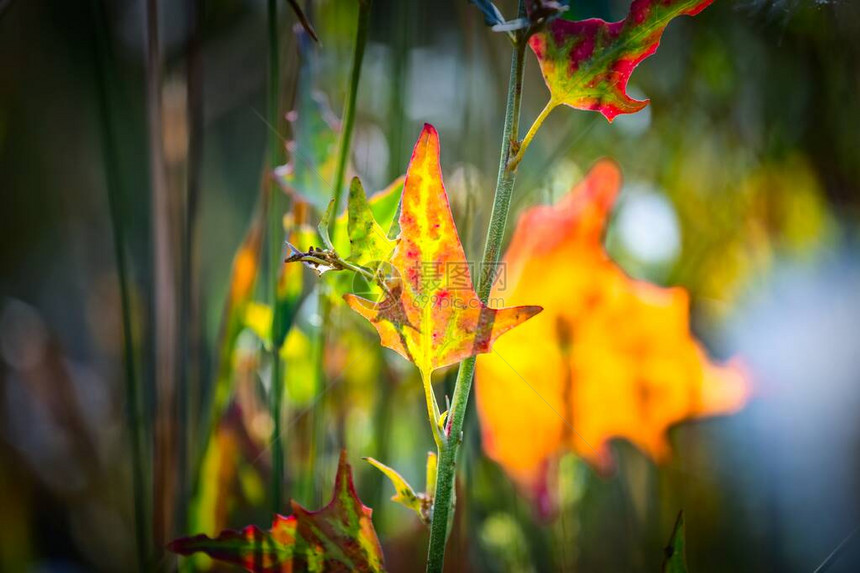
475;160;751;491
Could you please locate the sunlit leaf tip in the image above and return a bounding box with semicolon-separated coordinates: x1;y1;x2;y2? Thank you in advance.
343;123;542;379
168;451;385;572
528;0;717;122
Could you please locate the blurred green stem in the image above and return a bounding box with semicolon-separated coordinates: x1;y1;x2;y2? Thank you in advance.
176;0;203;536
327;0;371;236
302;0;372;506
425;1;528;570
267;0;285;515
90;0;149;568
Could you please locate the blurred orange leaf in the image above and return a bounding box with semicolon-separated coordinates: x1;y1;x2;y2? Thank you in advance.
170;451;384;572
528;0;716;121
475;160;750;491
344;124;541;381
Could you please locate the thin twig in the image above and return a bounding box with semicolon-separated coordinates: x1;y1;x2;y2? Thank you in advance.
814;526;860;573
286;0;319;43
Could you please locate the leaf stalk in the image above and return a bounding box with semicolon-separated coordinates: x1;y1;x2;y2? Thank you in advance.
508;98;558;171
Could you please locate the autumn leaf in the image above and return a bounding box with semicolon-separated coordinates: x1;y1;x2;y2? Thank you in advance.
528;0;716;122
170;451;384;572
662;511;688;573
474;160;750;491
344;124;541;377
342;124;542;442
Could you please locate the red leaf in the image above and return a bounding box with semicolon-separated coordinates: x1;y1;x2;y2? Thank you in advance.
528;0;716;121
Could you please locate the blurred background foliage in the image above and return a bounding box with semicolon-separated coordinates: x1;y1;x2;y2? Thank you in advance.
2;0;860;571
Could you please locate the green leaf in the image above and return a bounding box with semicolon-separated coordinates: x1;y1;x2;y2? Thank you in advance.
345;177;397;267
318;199;336;251
363;457;424;519
288;176;404;298
364;452;438;526
170;451;385;572
328;176;404;260
662;511;688;573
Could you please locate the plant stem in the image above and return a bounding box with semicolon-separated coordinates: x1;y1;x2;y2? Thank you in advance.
425;2;528;570
267;0;285;515
508;98;558;171
327;0;371;236
89;0;149;568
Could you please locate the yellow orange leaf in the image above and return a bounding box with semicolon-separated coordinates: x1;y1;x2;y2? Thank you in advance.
344;124;542;380
475;160;750;491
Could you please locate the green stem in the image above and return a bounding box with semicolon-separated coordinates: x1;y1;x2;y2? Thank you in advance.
327;0;372;236
425;2;528;570
267;0;285;515
302;0;372;506
89;0;149;568
507;98;558;171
